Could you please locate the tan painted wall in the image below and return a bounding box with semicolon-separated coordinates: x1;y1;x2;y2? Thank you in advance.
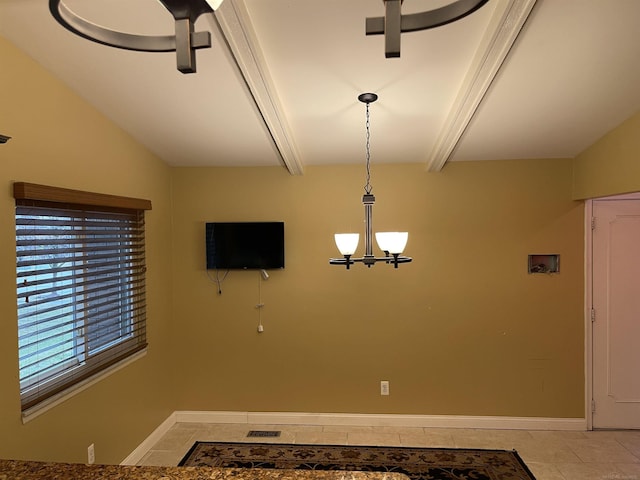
2;22;596;463
170;159;585;418
573;110;640;199
0;37;174;464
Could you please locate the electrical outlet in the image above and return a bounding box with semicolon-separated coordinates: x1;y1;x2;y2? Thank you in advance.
87;444;95;465
380;380;390;396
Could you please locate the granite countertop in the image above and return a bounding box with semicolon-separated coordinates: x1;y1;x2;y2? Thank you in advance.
0;460;410;480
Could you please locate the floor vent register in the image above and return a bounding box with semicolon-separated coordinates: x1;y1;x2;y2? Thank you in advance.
246;430;281;438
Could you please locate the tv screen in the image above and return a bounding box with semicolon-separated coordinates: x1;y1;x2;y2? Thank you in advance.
205;222;284;270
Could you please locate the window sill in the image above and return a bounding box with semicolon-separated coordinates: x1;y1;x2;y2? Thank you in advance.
21;349;147;424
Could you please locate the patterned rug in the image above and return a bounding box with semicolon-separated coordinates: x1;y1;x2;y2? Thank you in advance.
179;442;536;480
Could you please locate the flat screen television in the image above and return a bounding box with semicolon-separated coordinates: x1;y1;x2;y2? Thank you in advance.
205;222;285;270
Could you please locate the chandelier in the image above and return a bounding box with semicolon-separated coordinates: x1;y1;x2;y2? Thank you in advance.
329;93;412;270
49;0;224;74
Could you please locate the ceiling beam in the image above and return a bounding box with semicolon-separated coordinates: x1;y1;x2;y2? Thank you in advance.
425;0;537;172
211;0;304;175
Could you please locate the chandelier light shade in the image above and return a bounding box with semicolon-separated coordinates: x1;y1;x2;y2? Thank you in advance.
375;232;408;255
329;93;412;270
48;0;225;74
335;233;360;256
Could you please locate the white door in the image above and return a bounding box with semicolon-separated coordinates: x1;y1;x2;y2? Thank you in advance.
592;198;640;428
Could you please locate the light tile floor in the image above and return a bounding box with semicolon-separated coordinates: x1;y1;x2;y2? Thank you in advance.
139;423;640;480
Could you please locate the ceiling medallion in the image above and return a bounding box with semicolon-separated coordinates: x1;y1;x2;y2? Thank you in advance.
366;0;489;58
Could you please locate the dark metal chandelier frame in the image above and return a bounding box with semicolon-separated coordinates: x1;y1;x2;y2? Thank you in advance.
48;0;489;73
366;0;489;58
49;0;221;74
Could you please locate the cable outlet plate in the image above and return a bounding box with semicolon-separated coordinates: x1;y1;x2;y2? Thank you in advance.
87;443;95;465
380;380;390;396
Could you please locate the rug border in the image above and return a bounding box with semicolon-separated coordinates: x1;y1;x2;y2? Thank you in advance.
178;440;537;479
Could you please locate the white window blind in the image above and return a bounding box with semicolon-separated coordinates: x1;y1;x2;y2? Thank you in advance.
14;183;151;411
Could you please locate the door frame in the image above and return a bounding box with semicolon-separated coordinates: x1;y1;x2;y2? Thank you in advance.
585;192;640;430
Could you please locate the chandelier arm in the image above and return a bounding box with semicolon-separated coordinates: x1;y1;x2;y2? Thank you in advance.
49;0;213;73
365;0;489;57
329;255;412;270
366;0;488;35
384;0;402;59
330;255;412;263
401;0;489;33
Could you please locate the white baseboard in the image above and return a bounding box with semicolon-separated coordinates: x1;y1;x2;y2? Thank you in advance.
121;412;177;465
124;410;587;464
176;410;586;431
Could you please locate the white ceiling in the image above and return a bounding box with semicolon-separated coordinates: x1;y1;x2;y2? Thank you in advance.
2;0;640;175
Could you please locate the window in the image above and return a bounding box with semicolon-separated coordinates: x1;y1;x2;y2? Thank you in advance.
14;183;151;412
